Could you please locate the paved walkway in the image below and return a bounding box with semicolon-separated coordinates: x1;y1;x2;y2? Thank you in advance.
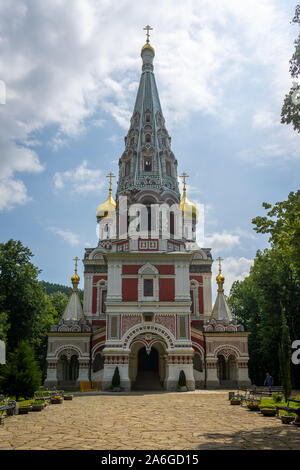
0;391;300;450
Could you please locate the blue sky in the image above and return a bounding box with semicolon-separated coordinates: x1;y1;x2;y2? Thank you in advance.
0;0;299;298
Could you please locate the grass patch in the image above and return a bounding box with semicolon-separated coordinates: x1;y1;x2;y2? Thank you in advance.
259;398;287;409
17;399;34;406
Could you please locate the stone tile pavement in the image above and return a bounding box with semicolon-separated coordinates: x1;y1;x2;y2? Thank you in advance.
0;391;300;450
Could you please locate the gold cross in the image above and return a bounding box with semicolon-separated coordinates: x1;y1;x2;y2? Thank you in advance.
73;256;80;273
216;256;224;274
143;25;153;43
106;172;115;191
179;172;189;190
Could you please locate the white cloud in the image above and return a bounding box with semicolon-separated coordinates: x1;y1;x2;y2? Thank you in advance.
0;0;296;211
204;231;240;252
49;227;80;246
238;124;300;167
212;256;254;296
0;178;31;211
252;110;279;129
54;160;103;194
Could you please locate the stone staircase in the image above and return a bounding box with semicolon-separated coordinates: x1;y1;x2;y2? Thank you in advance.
132;371;164;391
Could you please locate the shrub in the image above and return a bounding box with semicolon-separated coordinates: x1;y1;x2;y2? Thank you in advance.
112;367;120;388
1;340;42;401
272;393;283;403
178;370;186;387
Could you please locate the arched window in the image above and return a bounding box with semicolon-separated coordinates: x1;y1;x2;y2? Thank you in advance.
98;280;107;315
190;290;194;314
145;113;151;123
193;353;203;372
125;160;130;176
145;134;151;143
166;161;171;176
93;353;104;372
144;158;152;172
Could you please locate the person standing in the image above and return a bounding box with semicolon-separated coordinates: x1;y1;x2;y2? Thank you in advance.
264;372;274;387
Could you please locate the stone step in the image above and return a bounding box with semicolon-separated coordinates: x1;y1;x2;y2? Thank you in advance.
133;372;164;391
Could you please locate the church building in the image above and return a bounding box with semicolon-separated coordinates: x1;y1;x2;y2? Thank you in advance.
45;29;251;391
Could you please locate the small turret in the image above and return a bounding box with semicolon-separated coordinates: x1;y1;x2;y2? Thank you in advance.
62;257;84;322
211;257;233;322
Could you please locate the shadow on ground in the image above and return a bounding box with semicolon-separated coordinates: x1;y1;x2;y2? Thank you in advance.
196;422;300;450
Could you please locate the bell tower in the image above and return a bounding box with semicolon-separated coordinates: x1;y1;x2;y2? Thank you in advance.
116;27;180;206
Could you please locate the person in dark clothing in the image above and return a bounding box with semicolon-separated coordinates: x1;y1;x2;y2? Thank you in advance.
264;372;273;387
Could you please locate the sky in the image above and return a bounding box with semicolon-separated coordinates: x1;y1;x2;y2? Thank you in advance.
0;0;299;299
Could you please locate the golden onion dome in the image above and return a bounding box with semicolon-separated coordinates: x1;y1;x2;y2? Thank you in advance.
141;42;155;56
96;173;116;221
96;193;116;220
71;272;80;284
180;192;198;221
216;273;225;284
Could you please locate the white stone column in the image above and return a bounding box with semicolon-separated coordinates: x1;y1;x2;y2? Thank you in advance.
237;360;251;386
203;273;212;318
44;359;58;387
83;273;93;315
107;263;122;301
165;355;195;391
175;262;190;301
78;359;90;382
102;355;131;391
206;358;219;387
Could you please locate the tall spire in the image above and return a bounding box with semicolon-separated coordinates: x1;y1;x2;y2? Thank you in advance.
116;28;180;204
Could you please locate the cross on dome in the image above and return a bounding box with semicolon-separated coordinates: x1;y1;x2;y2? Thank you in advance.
179;172;189;191
73;256;80;274
143;25;153;43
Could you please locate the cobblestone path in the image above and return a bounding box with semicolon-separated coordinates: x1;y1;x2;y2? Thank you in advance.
0;391;299;450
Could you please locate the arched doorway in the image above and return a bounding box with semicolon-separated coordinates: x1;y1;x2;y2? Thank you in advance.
57;353;79;386
217;353;238;385
217;355;226;381
129;340;167;391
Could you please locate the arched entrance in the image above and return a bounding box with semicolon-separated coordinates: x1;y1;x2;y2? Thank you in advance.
217;353;238;385
57;353;79;386
129;340;167;391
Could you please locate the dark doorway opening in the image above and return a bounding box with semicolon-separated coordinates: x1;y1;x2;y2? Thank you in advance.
133;346;163;391
138;346;158;372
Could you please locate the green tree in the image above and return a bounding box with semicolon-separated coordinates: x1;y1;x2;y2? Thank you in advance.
1;340;42;401
178;370;187;387
0;311;9;342
0;239;58;376
252;190;300;275
279;309;292;400
112;366;120;388
229;191;300;388
281;4;300;133
49;291;69;319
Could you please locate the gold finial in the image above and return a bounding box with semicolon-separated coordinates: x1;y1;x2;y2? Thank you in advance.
216;256;225;293
180;172;189;191
143;25;153;44
71;256;80;290
106;172;115;197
